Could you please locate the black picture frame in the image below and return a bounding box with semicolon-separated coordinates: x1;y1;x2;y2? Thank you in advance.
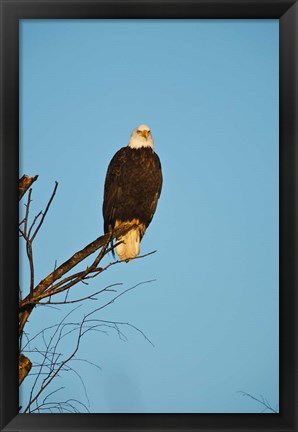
1;1;297;431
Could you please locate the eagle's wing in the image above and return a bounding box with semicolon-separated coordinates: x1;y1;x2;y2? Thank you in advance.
103;148;126;233
147;154;163;225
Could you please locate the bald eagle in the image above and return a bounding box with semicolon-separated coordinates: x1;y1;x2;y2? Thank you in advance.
103;124;162;261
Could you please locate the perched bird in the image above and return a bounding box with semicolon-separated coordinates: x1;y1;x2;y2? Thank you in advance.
103;124;162;261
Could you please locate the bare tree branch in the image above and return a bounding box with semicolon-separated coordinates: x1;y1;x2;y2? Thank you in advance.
18;225;145;335
30;283;121;306
29;181;58;242
20;278;155;411
23;188;32;237
238;391;278;413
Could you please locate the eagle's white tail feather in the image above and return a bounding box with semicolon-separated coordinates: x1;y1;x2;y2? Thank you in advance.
116;228;141;261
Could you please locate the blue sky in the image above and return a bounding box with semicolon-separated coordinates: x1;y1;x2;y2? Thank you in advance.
19;19;279;413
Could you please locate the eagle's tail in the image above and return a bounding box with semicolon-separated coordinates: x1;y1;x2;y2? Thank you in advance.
116;227;141;261
112;220;146;261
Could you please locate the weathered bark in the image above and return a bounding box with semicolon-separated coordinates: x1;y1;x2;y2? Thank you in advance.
19;354;32;385
19;175;38;200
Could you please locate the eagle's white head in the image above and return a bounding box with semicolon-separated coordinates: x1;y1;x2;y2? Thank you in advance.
128;124;154;150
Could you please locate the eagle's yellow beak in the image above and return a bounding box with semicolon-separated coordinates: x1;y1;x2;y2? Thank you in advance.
140;130;149;139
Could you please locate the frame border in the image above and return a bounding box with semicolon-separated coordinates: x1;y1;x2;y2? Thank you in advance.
1;1;297;431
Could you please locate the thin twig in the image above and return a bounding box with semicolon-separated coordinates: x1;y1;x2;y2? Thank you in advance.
26;239;34;297
83;279;156;321
23;188;32;238
23;316;85;413
30;181;58;243
27;211;42;239
238;391;278;413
